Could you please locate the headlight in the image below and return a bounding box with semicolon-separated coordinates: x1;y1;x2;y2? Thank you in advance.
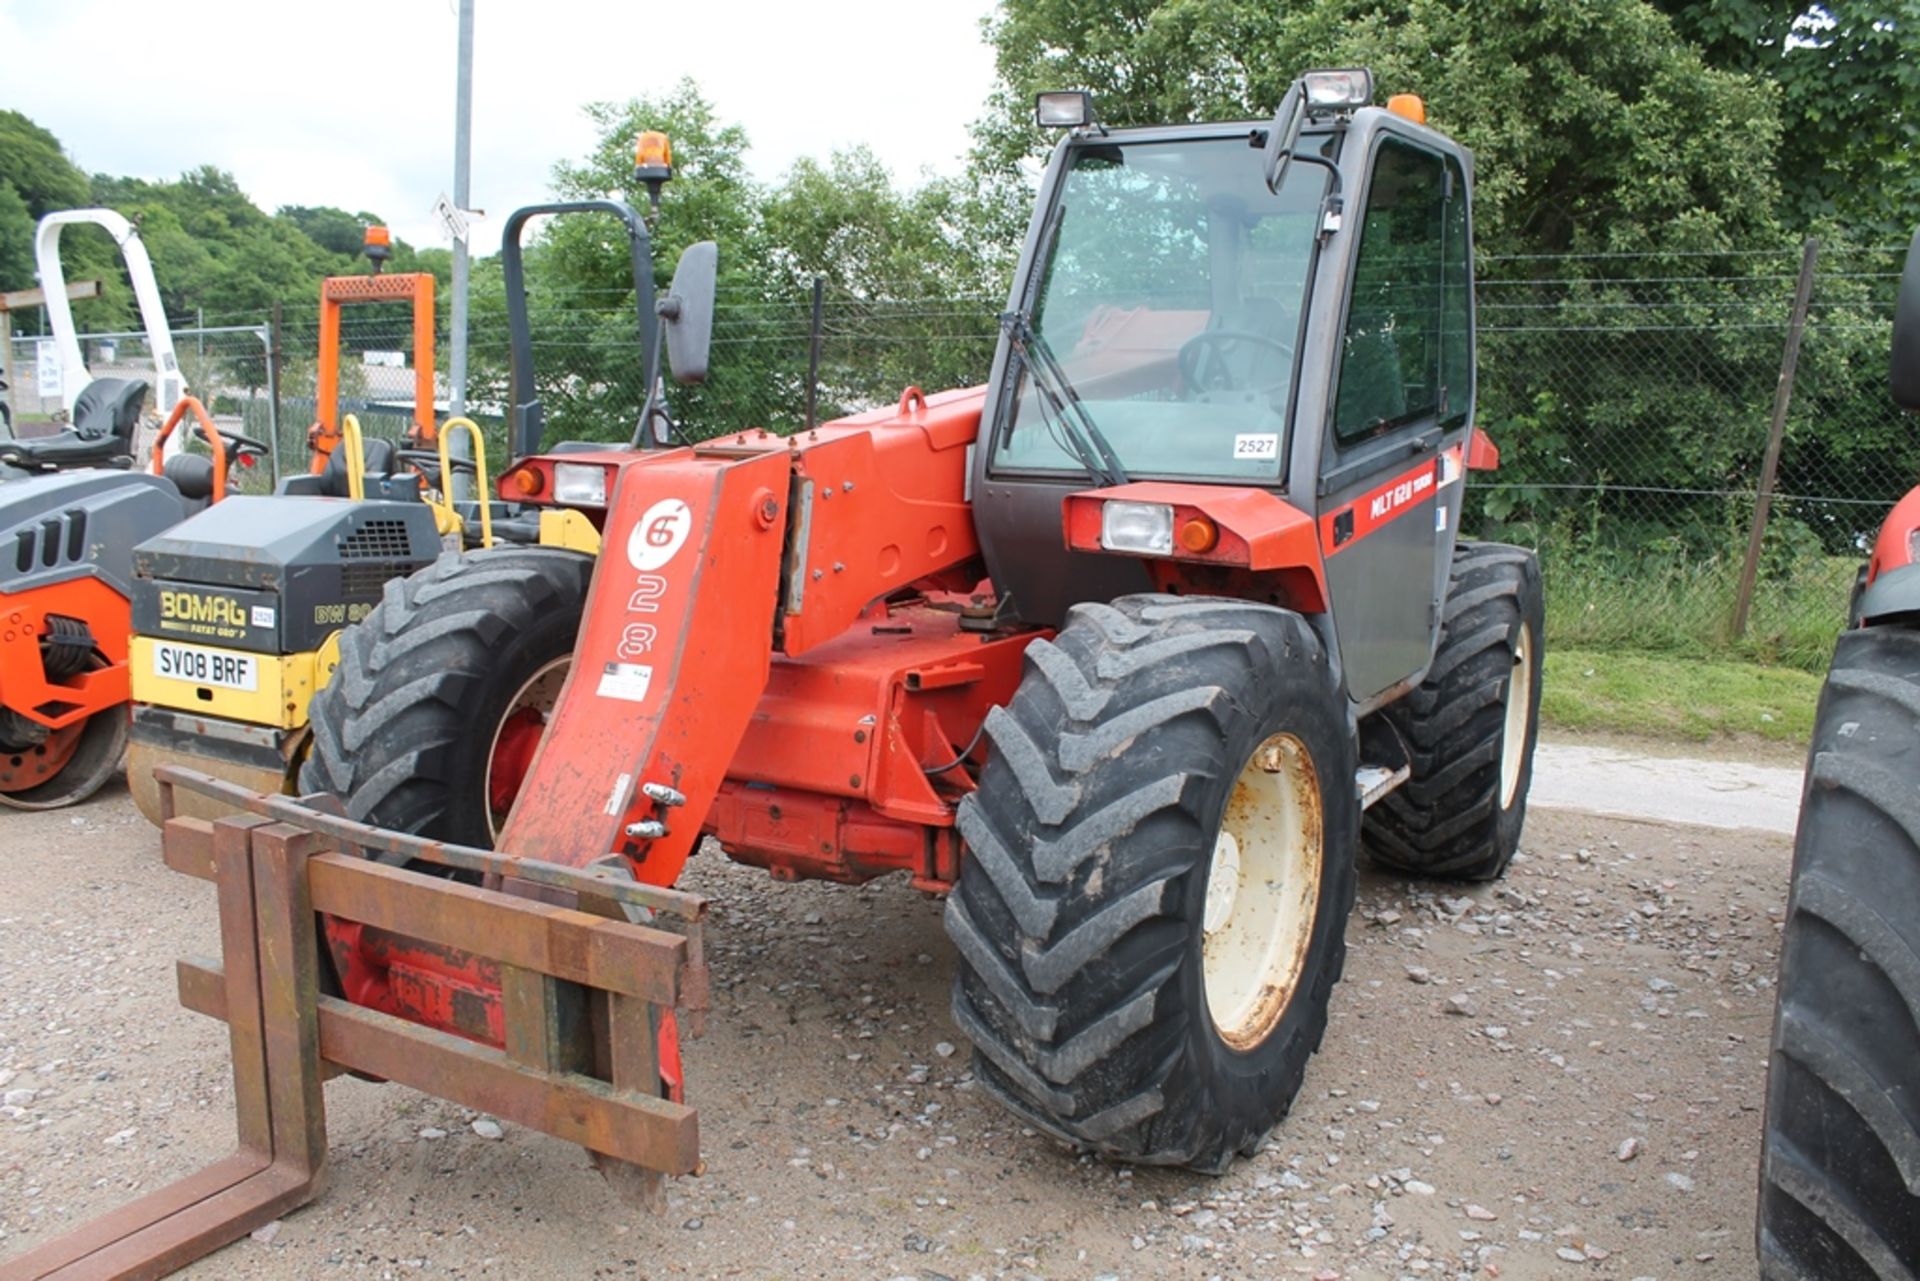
553;462;608;507
1101;501;1174;556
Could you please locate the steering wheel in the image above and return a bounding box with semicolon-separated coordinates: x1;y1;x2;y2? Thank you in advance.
219;430;271;462
1177;329;1294;395
398;448;479;492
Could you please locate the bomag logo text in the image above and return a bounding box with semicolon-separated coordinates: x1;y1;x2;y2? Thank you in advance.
160;591;247;627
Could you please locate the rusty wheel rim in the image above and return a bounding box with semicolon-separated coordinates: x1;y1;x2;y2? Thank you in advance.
0;721;84;795
1202;732;1324;1051
484;657;570;841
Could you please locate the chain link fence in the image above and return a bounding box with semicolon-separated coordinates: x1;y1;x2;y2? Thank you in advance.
1470;240;1911;670
5;324;283;487
9;238;1907;671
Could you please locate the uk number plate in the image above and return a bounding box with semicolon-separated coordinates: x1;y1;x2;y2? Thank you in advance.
151;641;259;692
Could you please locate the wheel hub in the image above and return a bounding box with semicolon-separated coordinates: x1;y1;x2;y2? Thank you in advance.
0;721;82;795
1202;733;1324;1051
484;657;570;840
1203;831;1242;934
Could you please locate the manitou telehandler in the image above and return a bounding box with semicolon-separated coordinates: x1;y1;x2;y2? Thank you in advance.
1755;232;1920;1281
9;76;1543;1280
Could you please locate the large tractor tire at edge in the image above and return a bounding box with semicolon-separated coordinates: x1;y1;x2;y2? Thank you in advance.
1364;540;1543;881
299;546;591;848
946;594;1359;1173
1757;625;1920;1281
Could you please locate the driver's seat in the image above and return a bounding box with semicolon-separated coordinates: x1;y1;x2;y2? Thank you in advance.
276;437;398;498
0;377;149;471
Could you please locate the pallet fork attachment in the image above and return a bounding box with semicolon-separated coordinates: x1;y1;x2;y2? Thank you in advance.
1;768;707;1281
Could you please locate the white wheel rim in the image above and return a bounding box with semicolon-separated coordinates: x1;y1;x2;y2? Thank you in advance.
1202;733;1324;1051
484;657;570;841
1499;624;1534;810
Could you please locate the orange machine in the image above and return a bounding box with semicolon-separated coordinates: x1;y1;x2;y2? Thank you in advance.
305;226;437;471
0;397;264;807
28;74;1550;1281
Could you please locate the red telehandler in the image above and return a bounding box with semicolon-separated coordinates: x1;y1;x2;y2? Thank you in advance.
5;75;1543;1280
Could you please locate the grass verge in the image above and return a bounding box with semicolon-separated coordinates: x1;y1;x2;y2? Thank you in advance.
1541;647;1827;746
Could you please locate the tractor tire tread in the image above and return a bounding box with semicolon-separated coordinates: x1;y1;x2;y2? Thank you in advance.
1760;625;1920;1280
301;546;592;844
1363;540;1542;881
947;593;1355;1171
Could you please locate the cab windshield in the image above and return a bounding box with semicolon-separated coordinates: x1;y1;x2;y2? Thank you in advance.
995;134;1331;482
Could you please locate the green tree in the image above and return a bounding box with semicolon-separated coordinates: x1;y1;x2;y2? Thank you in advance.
973;0;1786;256
0;112;133;332
1653;0;1920;232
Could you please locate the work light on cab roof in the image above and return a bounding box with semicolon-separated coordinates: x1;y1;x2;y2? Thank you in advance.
1034;90;1094;129
1301;67;1373;112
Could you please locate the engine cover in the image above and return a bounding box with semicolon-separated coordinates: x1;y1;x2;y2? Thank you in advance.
131;495;441;655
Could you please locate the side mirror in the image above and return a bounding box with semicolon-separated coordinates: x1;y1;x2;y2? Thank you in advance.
1893;227;1920;411
1261;80;1307;195
660;241;717;386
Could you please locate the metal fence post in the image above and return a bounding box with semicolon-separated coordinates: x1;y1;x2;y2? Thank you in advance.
1731;237;1820;638
803;277;825;431
270;302;285;470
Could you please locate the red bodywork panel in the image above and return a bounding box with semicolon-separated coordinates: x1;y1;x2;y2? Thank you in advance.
1466;426;1500;471
1867;484;1920;585
494;386;1001;890
711;602;1034;887
1063;481;1329;613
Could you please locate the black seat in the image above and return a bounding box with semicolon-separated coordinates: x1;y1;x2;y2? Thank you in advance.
73;378;150;446
0;377;149;471
162;453;216;502
160;453;217;513
279;437;399;498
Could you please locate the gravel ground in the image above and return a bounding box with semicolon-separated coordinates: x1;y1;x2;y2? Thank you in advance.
0;779;1788;1280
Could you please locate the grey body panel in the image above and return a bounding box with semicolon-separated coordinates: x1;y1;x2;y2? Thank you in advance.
132;494;441;654
970;108;1477;709
1319;436;1441;701
0;469;186;598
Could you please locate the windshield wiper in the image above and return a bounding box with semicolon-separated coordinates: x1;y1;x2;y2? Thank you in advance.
1000;311;1130;489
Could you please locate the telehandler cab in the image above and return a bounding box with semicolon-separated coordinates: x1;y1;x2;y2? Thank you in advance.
10;76;1542;1281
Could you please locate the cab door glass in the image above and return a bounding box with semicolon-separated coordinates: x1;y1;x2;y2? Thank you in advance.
1333;139;1460;444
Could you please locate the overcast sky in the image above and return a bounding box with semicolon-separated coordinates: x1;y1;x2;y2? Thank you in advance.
1;0;1003;250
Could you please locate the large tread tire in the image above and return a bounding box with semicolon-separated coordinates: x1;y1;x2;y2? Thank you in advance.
1757;625;1920;1281
299;546;591;847
945;594;1358;1172
1364;540;1543;881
